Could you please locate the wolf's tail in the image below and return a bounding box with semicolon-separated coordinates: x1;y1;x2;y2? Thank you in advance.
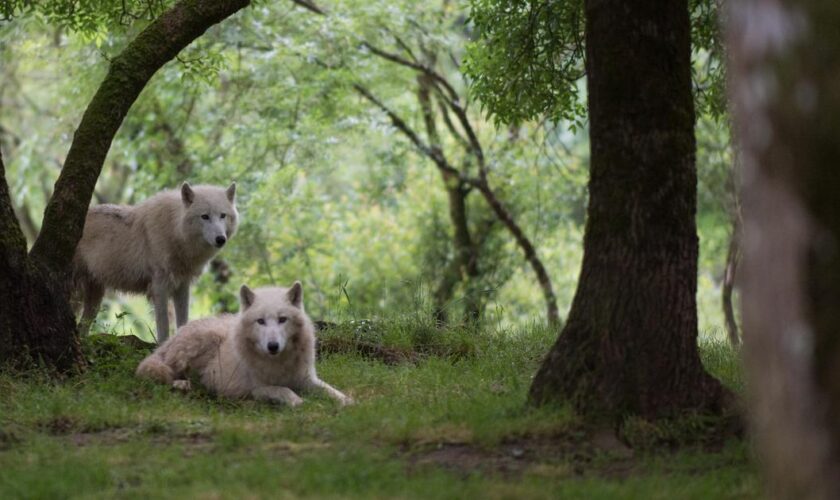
136;353;174;385
69;259;91;315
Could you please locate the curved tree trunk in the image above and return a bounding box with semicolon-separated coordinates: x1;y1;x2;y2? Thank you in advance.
730;0;840;497
529;0;726;418
0;0;251;373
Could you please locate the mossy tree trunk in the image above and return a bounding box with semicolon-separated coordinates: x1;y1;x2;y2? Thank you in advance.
0;0;251;373
529;0;727;418
0;149;83;372
730;0;840;497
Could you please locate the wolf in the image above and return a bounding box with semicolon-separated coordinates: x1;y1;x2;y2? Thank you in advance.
135;282;353;407
73;182;238;342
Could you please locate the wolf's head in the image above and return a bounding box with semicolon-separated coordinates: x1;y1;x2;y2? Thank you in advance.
180;182;239;249
236;282;309;357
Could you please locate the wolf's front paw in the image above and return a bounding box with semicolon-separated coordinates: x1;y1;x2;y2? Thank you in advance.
340;396;355;407
172;380;192;392
287;393;304;407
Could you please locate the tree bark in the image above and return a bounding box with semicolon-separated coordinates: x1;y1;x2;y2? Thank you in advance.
730;0;840;497
529;0;726;418
0;148;85;372
0;0;251;373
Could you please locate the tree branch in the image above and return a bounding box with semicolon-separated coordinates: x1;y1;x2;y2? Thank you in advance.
29;0;252;270
0;146;27;267
361;41;460;103
434;93;471;153
290;0;325;15
353;83;461;179
362;40;485;169
358;38;556;323
468;177;559;324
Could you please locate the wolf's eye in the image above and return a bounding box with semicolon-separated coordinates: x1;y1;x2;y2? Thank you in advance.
220;213;226;219
277;316;287;324
201;214;210;220
256;318;266;325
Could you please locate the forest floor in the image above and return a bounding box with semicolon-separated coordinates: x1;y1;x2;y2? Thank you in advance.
0;319;758;499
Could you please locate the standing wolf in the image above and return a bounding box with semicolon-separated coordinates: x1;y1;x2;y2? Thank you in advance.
73;182;238;342
136;282;353;406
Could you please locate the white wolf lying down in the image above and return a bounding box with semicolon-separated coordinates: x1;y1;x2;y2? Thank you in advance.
73;182;238;342
136;282;353;407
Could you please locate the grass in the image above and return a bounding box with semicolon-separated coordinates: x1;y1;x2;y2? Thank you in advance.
0;320;758;499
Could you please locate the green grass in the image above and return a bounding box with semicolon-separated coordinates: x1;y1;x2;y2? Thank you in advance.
0;322;758;499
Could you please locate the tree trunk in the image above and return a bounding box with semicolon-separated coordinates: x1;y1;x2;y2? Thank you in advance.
529;0;726;418
730;0;840;497
0;0;251;373
416;76;482;323
433;177;482;324
0;149;85;372
722;220;740;347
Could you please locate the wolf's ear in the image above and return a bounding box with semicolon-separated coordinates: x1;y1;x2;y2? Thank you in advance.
240;285;256;310
181;182;195;206
226;182;236;203
287;281;303;308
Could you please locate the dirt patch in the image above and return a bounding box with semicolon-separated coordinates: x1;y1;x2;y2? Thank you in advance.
68;427;137;447
0;425;22;450
263;440;331;455
317;337;420;365
36;417;215;452
40;415;79;435
406;431;640;479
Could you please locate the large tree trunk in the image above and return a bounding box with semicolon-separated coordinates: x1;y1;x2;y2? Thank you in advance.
730;1;840;497
529;0;726;418
0;149;84;372
0;0;251;373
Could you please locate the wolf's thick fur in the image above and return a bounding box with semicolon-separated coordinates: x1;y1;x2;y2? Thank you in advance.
136;283;353;406
73;182;238;342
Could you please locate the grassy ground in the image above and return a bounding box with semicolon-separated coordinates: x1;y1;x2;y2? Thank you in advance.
0;320;758;499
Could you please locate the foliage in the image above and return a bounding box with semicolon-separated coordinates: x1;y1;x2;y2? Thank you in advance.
463;0;585;126
1;0;171;34
689;0;728;119
0;0;735;332
463;0;728;125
